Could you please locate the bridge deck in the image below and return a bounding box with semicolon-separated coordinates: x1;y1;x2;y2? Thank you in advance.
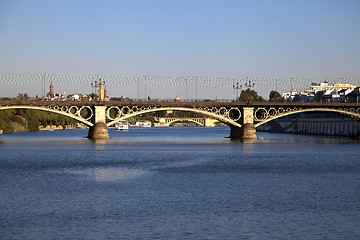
1;100;359;108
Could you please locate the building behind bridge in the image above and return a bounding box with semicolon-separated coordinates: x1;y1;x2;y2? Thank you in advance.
282;82;360;103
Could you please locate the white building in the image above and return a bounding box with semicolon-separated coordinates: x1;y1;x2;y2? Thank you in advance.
310;82;359;92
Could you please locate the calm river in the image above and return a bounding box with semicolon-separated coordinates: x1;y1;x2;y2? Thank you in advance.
0;127;359;239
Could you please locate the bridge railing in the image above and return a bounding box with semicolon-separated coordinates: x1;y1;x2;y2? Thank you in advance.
1;98;360;107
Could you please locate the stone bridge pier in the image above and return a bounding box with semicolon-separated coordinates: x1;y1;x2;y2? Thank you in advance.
87;106;109;139
229;107;257;139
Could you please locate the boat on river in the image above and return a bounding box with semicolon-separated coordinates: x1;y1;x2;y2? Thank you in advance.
115;121;129;131
135;121;152;128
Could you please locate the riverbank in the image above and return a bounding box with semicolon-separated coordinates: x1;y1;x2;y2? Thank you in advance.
39;125;78;131
257;117;360;138
1;124;81;134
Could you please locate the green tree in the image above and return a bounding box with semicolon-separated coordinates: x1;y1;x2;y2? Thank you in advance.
0;110;15;133
17;93;30;100
0;109;78;134
88;93;98;101
239;88;265;102
269;90;282;101
16;109;40;131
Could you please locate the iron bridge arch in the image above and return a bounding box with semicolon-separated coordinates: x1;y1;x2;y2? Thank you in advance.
0;105;94;127
106;106;242;128
253;106;360;128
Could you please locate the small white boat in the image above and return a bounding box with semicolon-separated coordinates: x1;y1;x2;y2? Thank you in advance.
135;121;152;128
115;122;129;131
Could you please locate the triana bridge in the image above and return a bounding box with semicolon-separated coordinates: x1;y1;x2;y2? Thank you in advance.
0;100;359;139
157;117;219;127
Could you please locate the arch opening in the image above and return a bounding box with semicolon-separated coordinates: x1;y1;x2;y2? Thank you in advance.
254;108;360;128
107;107;241;128
0;106;93;127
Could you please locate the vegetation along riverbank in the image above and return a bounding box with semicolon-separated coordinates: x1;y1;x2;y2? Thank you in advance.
0;109;77;134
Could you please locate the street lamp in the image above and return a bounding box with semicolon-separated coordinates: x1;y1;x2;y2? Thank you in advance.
244;78;255;104
233;82;242;101
91;78;106;101
245;78;255;88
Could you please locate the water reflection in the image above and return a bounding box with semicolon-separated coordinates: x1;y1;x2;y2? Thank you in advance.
88;139;109;144
230;138;257;144
94;168;147;182
72;167;148;182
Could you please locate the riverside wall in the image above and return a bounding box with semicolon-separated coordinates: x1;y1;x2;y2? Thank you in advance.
257;118;360;138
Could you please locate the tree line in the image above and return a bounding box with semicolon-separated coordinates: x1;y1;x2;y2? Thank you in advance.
237;89;281;102
0;109;77;134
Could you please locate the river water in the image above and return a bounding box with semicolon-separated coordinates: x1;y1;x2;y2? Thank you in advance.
0;127;359;240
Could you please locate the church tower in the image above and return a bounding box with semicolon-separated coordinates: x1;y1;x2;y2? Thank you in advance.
48;81;54;97
98;81;105;101
97;79;109;102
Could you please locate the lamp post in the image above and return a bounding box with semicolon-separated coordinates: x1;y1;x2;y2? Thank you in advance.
91;78;105;102
195;77;198;101
245;78;255;89
233;82;242;101
91;80;98;99
244;78;255;104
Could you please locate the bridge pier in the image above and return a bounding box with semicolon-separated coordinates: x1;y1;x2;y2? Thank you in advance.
87;122;109;139
230;124;257;139
87;106;109;139
229;107;257;139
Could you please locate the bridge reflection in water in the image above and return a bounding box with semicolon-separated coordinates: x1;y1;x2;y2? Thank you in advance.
0;100;359;139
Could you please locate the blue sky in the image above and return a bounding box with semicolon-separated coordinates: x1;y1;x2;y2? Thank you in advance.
0;0;359;99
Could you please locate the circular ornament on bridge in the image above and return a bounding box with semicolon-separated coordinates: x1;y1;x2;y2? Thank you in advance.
53;106;60;110
278;108;285;114
61;106;68;112
68;106;79;115
268;108;277;117
131;106;138;112
219;107;228;116
254;108;269;121
286;108;292;112
107;106;121;120
211;107;218;113
121;106;131;115
203;107;210;112
79;106;93;121
228;107;241;121
140;106;146;111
